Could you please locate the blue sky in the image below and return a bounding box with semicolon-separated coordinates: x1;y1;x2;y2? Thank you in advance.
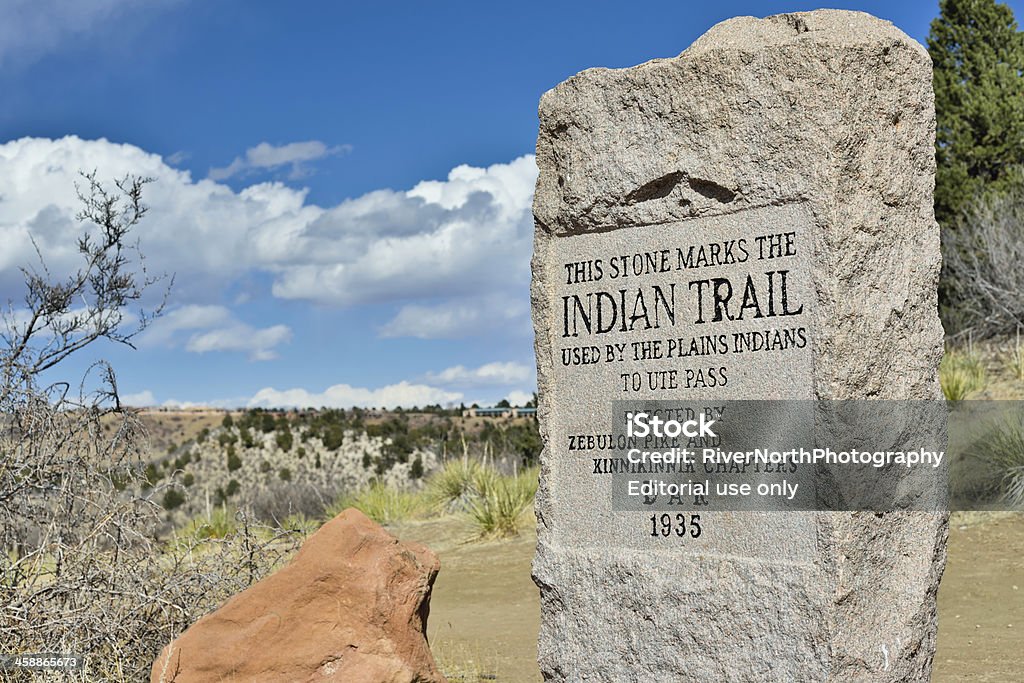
0;0;1019;409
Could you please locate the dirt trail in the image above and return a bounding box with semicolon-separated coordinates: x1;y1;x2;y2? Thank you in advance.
934;513;1024;682
395;516;542;682
396;512;1023;683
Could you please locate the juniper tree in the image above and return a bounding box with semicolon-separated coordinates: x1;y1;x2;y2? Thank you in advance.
928;0;1024;225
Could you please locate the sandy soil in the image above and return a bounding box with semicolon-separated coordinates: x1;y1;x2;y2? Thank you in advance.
396;511;1024;683
934;512;1024;682
396;516;542;682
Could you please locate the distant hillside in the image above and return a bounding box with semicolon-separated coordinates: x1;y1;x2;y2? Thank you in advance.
132;407;541;530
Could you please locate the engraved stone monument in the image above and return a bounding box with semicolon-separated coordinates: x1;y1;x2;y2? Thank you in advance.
531;10;947;681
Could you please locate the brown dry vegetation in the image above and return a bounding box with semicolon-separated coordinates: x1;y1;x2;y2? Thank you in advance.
134;410;224;454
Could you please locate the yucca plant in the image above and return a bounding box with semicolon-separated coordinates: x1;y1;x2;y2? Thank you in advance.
466;466;539;538
940;350;986;402
970;415;1024;506
176;505;239;544
328;480;426;525
425;458;483;513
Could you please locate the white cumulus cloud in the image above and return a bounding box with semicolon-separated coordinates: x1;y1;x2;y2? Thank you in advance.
0;136;322;303
120;389;155;406
425;361;532;388
505;390;534;407
140;304;291;361
0;136;536;340
270;154;537;313
209;140;351;181
380;295;530;339
248;381;462;410
186;323;291;361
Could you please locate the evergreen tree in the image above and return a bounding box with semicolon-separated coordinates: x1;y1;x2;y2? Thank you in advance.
928;0;1024;224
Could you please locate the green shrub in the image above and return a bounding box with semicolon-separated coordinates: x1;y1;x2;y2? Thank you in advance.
410;456;424;479
225;479;240;497
259;460;271;473
276;430;294;452
278;467;292;482
162;488;186;510
108;468;129;491
940;350;986;402
504;421;542;465
142;463;160;491
179;506;238;540
426;459;483;512
323;426;344;450
328;481;426;525
965;415;1024;506
182;472;195;487
466;466;539;538
227;447;242;472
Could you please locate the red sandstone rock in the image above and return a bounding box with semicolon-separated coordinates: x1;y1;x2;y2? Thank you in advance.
151;508;445;683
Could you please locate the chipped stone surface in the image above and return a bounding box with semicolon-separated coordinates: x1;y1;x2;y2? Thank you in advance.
531;10;946;681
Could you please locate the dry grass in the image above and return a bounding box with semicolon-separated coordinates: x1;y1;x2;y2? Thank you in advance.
959;413;1024;506
328;480;429;525
941;349;987;402
1007;331;1024;382
431;637;502;681
324;461;541;541
425;458;485;513
465;466;539;539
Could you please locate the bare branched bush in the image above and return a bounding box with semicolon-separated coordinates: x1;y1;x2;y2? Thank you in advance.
943;179;1024;337
0;174;301;681
247;480;335;524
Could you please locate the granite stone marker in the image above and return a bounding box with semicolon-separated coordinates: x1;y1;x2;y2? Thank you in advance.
531;10;947;681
